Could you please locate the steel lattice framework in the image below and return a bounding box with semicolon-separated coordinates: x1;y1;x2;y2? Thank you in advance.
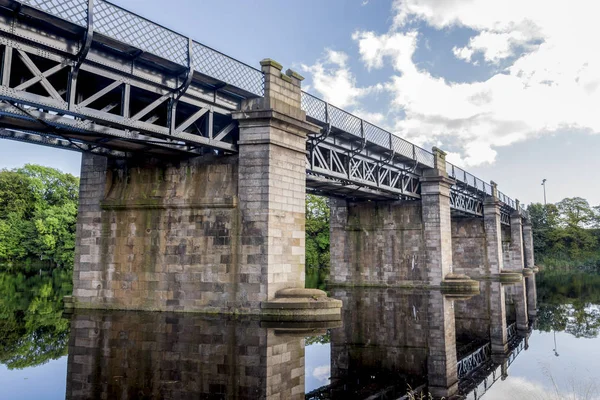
0;0;527;223
459;336;527;400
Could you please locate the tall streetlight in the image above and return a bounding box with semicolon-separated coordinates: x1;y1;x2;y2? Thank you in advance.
541;179;547;205
541;178;559;356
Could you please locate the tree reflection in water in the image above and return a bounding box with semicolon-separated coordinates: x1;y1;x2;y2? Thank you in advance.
0;270;72;369
536;271;600;338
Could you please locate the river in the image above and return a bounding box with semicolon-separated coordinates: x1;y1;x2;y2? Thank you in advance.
0;268;598;399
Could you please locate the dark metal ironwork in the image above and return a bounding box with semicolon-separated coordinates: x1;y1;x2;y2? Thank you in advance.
457;343;491;378
460;337;526;400
303;91;521;215
17;0;264;97
0;0;527;218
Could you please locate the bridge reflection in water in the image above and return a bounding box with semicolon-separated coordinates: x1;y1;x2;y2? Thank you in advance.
65;280;535;399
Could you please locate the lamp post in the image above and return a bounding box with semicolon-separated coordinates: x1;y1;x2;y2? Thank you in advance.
541;178;558;356
541;179;547;205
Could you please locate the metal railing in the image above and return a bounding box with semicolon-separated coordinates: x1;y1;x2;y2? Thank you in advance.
301;91;435;168
19;0;265;96
16;0;526;214
302;90;521;212
457;343;491;378
507;322;517;341
446;162;494;196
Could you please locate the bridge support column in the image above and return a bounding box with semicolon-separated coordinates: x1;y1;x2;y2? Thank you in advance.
503;208;528;329
525;275;537;318
427;291;459;398
507;209;525;272
522;222;535;269
422;148;472;291
489;281;508;354
232;59;341;317
70;59;341;319
522;221;538;316
508;281;529;331
329;199;426;286
483;183;504;276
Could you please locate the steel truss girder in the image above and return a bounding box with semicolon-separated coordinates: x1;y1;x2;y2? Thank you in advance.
457;343;490;379
449;187;484;216
0;18;240;156
460;338;526;400
307;137;421;200
0;127;128;157
500;209;511;226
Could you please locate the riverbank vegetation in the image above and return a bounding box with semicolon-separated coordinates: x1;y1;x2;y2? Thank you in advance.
528;197;600;271
0;270;72;369
305;195;330;289
0;165;79;271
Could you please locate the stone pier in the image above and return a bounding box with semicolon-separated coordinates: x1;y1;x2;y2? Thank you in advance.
330;288;459;398
66;311;314;399
71;59;341;318
329;148;477;292
454;281;508;355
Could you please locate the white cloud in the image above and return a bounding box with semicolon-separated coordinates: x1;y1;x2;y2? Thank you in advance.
454;29;540;64
312;365;330;383
483;375;600;400
302;0;600;166
352;108;387;126
301;49;381;109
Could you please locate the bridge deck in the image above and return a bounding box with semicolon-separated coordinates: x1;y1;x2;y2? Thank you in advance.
0;0;528;222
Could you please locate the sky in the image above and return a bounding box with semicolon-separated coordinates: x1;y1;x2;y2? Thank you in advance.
1;0;598;205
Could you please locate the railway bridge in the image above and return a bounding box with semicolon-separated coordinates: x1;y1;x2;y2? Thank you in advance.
0;0;537;317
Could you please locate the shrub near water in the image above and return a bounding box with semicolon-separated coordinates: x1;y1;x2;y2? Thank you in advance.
0;165;79;271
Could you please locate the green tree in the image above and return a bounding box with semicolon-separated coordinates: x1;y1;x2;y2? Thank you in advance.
305;195;330;289
0;165;79;270
528;197;600;270
556;197;594;228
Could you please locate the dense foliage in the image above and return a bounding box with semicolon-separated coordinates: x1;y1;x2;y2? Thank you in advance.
0;270;72;369
528;197;600;270
0;165;79;270
536;270;600;338
305;195;330;290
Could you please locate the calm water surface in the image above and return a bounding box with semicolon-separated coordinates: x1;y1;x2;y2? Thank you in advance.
1;269;599;399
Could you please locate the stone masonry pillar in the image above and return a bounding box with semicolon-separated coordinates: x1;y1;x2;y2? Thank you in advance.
489;281;508;355
506;203;529;330
522;221;535;269
427;291;458;398
526;275;537;318
512;280;529;331
71;153;108;306
232;59;327;308
421;148;455;287
329;198;349;284
483;182;504;276
507;203;525;272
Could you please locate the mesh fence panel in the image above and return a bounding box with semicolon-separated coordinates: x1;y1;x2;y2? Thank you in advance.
364;122;389;147
21;0;87;26
95;0;188;66
301;92;327;122
415;147;434;167
192;42;264;96
392;136;415;159
329;105;362;137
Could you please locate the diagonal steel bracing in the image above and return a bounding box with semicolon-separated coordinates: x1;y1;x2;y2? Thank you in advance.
0;0;526;222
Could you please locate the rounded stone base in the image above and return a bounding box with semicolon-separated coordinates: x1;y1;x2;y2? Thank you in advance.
532;266;540;273
441;273;480;295
260;288;342;322
522;268;534;277
499;271;523;283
